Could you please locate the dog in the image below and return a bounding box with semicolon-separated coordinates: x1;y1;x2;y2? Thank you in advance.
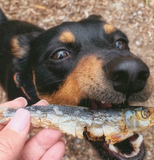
0;8;152;160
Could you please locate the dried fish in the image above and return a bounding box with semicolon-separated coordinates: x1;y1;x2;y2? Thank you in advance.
0;105;154;145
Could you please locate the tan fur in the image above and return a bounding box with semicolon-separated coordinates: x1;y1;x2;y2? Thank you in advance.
36;55;104;105
104;24;115;34
32;70;37;91
59;31;75;43
11;37;28;58
33;55;152;105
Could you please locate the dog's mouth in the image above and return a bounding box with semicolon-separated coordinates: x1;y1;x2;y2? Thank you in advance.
89;133;145;160
80;100;145;160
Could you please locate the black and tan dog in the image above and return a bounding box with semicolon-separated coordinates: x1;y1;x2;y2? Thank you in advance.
0;9;152;160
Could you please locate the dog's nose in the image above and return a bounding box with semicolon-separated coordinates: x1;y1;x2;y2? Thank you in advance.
105;57;150;94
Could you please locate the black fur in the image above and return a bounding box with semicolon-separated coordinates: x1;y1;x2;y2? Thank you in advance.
0;9;150;160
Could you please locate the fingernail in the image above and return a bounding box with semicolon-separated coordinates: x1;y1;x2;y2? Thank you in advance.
13;97;28;106
9;108;30;132
60;137;67;144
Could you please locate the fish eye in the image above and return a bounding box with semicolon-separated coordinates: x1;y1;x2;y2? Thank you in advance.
115;40;126;49
141;108;150;119
51;50;70;60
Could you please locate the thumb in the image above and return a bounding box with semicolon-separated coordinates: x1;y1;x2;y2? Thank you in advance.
0;108;30;160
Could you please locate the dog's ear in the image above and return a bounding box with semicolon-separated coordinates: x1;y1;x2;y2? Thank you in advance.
86;15;102;21
11;31;41;72
11;32;41;103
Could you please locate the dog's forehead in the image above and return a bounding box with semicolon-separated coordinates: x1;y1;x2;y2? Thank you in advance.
46;20;128;48
31;18;129;60
57;20;115;42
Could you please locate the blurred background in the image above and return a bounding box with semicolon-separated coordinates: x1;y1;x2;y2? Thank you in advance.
0;0;154;159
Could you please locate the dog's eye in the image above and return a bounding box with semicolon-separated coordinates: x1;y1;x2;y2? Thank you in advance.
51;50;69;60
116;41;126;49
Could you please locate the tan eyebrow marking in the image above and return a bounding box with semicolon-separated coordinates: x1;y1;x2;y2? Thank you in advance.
104;24;115;34
59;31;75;43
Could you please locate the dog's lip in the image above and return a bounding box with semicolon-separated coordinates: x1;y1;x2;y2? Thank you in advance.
91;136;145;160
108;134;144;159
88;100;145;160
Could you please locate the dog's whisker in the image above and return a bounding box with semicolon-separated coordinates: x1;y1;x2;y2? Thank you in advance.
33;69;89;84
26;74;85;95
25;80;64;94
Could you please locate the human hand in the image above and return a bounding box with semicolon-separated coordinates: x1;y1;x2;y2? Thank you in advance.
0;97;66;160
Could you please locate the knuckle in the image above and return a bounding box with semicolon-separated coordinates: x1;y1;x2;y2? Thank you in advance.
0;136;16;154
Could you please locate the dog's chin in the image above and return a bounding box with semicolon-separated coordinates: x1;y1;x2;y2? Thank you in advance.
80;100;145;160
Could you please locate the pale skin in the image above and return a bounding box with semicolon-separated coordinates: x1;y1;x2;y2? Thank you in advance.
0;97;66;160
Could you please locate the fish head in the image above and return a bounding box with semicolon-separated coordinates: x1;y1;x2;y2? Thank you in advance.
125;106;154;132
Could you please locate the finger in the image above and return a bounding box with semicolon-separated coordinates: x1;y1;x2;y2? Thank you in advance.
0;97;28;130
0;124;6;130
0;97;27;108
0;108;30;160
33;99;49;106
41;140;65;160
19;129;63;160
